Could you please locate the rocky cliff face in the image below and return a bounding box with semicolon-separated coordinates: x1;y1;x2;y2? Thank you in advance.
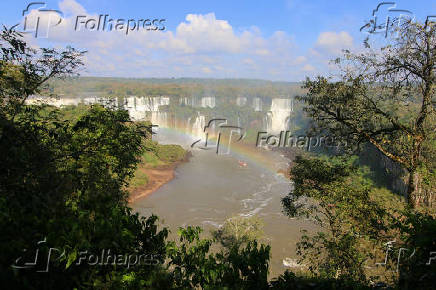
378;150;408;196
362;145;435;207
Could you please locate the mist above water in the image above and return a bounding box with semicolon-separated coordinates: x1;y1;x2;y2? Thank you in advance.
26;95;295;133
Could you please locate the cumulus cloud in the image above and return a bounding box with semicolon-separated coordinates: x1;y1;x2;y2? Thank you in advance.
314;31;353;55
173;13;241;53
16;0;351;80
302;64;315;72
58;0;86;15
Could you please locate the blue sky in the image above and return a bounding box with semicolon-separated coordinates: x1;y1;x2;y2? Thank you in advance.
2;0;435;81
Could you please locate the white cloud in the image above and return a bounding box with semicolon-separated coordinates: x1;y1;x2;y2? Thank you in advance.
174;13;241;53
58;0;87;15
315;31;353;55
294;56;306;64
17;0;348;80
302;64;315;72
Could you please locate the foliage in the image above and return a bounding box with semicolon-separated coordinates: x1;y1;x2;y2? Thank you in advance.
0;26;170;289
212;215;264;250
167;226;270;289
270;270;371;290
45;76;305;100
0;102;171;288
0;27;85;119
393;211;436;289
282;156;387;283
155;143;186;163
298;21;435;207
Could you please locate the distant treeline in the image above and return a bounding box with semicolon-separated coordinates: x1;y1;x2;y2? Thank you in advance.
45;77;306;99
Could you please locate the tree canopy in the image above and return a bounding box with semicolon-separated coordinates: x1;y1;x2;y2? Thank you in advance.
298;21;435;207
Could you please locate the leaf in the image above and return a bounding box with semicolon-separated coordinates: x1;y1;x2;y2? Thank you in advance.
66;250;77;269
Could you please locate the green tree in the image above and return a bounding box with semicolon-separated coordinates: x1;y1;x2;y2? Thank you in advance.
299;21;435;207
282;156;387;283
0;27;169;289
0;27;85;119
167;226;270;289
393;211;436;289
212;215;264;250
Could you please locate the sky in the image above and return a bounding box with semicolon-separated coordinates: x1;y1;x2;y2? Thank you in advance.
1;0;435;81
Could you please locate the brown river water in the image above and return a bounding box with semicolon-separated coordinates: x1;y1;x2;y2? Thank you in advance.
131;128;314;277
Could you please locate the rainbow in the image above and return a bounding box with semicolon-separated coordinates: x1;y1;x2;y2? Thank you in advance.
153;125;290;176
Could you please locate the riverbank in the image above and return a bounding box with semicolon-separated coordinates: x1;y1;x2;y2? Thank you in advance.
128;143;191;203
128;161;183;203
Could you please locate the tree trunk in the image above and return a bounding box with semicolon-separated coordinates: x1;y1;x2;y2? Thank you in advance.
406;169;419;208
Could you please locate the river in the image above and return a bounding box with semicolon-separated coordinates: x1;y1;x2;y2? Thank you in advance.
131;128;314;276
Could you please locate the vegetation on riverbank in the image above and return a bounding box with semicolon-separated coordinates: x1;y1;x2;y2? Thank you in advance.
128;141;188;197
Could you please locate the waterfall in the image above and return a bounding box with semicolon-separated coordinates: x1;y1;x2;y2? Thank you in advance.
191;112;206;139
151;111;168;128
25;96;121;109
264;112;272;132
123;96;143;120
125;97;135;108
135;97;147;112
143;96;170;112
266;98;293;132
252;98;262;111
121;96;170;122
83;96;98;105
191;97;201;107
201;96;216;108
26;95;294;136
26;96;81;107
187;117;192;132
236;97;247;106
179;97;191;106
